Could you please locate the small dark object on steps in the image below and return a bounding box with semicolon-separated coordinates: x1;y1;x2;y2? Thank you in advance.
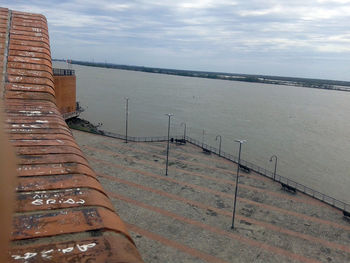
239;164;251;173
281;183;297;194
175;138;186;145
202;148;211;155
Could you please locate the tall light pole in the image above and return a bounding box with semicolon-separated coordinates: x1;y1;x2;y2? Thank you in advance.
202;129;205;148
165;114;174;176
216;135;222;156
231;139;246;230
124;97;129;143
270;155;278;181
181;122;186;140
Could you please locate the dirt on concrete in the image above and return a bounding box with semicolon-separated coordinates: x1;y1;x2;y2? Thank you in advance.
73;129;350;263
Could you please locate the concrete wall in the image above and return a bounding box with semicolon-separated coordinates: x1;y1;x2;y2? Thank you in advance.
54;75;76;114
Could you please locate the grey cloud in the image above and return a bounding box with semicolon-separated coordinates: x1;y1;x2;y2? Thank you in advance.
1;0;350;80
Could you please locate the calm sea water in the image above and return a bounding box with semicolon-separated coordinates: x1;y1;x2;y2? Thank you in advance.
54;62;350;203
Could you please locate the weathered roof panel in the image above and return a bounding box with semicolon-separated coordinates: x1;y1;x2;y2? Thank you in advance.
1;7;143;262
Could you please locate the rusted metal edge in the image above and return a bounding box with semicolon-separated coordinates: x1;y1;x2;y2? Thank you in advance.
10;19;48;31
8;56;52;68
16;187;115;213
12;12;47;22
7;68;53;79
1;9;10;98
9;44;51;57
8;52;52;64
6;83;55;95
7;44;51;56
11;24;50;35
7;128;72;136
7;61;52;72
5;91;56;104
7;65;53;77
7;75;54;88
10;29;50;41
5;92;56;103
8;234;143;263
6;116;66;123
9;50;51;62
15;145;87;159
6;117;68;126
11;207;133;245
6;124;70;132
16;174;104;193
17;153;90;167
9;132;76;141
17;163;96;179
5;102;58;109
9;35;50;47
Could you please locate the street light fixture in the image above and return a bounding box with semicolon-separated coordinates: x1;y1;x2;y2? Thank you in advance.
124;97;129;143
180;122;186;140
165;113;174;176
270;155;278;181
231;139;246;230
215;135;222;156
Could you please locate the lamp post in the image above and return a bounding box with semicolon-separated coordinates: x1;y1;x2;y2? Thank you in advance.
165;114;174;176
215;135;222;156
124;97;129;143
270;155;278;181
181;122;186;140
231;139;246;230
202;129;205;148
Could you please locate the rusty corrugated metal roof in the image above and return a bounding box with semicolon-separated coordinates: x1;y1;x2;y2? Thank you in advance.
1;7;143;262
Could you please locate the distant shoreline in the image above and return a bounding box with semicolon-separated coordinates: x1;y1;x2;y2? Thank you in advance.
53;59;350;92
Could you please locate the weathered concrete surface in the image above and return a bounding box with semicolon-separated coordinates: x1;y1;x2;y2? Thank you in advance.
73;129;350;263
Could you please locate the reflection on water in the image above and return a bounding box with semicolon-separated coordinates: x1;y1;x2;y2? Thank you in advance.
54;62;350;203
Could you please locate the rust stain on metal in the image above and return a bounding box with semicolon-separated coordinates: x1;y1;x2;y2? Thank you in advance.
9;43;51;56
8;235;143;263
16;188;114;212
16;174;104;193
7;61;52;72
11;207;131;241
17;163;96;178
17;153;90;167
15;146;85;158
6;83;55;95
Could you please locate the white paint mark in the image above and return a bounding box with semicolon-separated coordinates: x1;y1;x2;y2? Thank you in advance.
46;199;56;204
61;247;74;254
12;252;37;260
31;199;43;206
77;243;96;252
41;249;54;259
76;199;85;204
63;198;75;204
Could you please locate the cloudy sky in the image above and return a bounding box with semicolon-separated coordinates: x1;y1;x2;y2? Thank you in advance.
3;0;350;80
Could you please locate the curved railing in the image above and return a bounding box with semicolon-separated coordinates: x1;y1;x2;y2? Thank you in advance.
185;136;350;213
72;127;350;213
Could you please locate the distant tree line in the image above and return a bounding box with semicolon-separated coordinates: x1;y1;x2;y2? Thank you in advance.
52;59;350;92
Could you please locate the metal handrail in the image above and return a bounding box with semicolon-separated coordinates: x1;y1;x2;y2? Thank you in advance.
70;127;349;213
53;68;75;76
185;135;349;213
